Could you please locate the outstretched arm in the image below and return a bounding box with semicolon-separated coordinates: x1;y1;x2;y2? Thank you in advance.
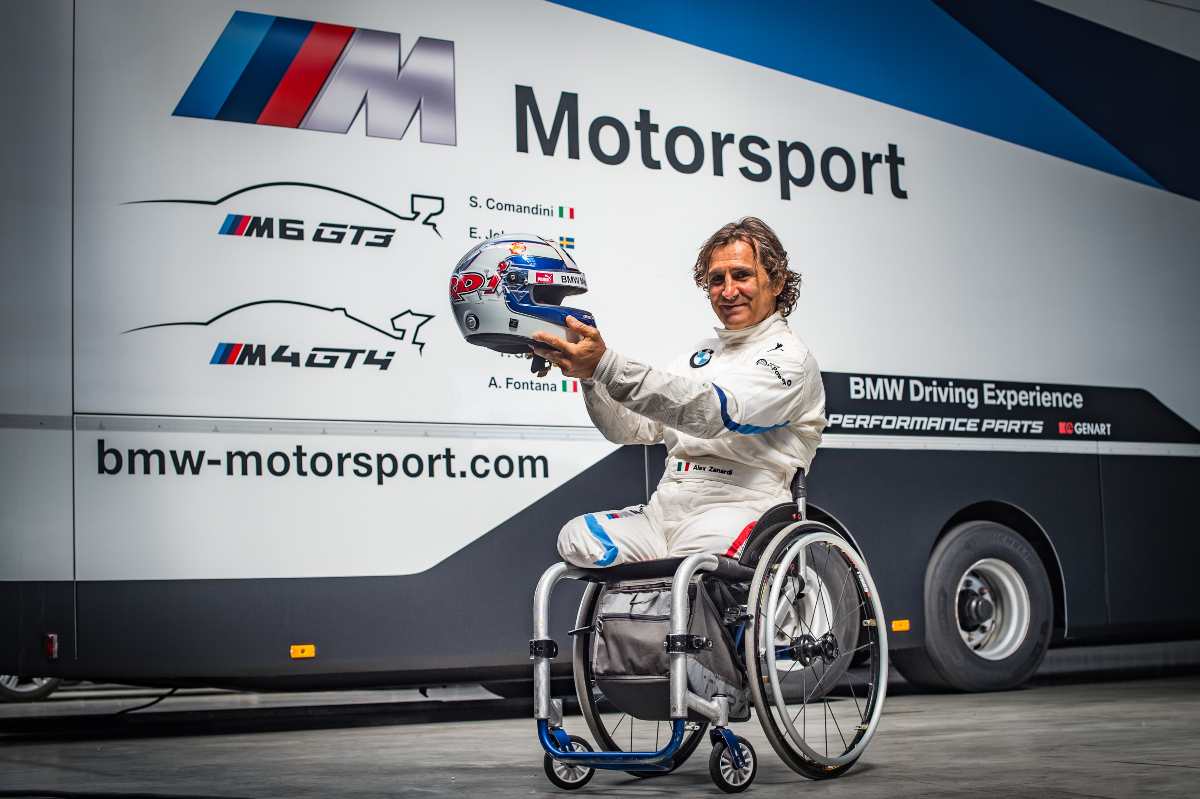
532;317;813;440
531;316;661;445
582;380;664;445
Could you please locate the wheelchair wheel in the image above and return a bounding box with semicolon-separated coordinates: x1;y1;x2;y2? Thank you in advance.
709;734;757;793
543;734;595;790
573;582;708;777
745;523;888;779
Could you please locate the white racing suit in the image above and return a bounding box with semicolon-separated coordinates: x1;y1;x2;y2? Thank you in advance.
558;312;826;567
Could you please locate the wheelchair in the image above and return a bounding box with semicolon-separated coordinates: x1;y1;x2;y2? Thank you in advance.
531;471;889;792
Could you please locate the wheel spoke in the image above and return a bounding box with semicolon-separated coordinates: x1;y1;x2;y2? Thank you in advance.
827;598;867;634
800;654;839;705
806;543;830;633
843;641;873;657
781;652;802;680
828;698;849;749
828;546;854;636
845;660;864;721
789;666;808;727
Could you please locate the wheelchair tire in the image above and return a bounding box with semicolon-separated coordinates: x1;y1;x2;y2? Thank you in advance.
891;521;1053;692
543;735;595;790
745;522;888;779
709;735;757;793
572;582;708;777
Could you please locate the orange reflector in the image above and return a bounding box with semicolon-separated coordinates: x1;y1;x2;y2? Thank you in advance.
891;619;911;632
290;644;316;659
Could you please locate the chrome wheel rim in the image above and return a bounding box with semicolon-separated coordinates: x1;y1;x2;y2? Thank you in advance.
0;675;54;694
955;557;1030;661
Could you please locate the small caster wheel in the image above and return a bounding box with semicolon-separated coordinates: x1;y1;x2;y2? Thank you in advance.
544;735;595;790
709;735;757;793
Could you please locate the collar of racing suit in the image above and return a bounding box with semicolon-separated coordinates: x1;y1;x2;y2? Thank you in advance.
713;311;784;347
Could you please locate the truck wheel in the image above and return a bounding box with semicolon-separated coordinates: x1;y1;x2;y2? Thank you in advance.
0;676;61;702
893;521;1052;692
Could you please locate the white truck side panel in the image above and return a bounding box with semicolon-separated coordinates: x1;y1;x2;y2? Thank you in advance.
71;1;1200;427
3;0;1193;583
74;418;615;580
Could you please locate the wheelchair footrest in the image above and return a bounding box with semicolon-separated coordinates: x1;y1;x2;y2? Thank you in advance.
538;718;686;769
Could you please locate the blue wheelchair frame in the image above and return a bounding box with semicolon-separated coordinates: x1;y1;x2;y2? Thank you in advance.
537;718;688;771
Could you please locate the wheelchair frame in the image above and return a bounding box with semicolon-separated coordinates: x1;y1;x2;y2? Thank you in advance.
530;471;889;791
533;552;738;771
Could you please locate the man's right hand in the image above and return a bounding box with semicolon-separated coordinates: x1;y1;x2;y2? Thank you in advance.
530;316;607;379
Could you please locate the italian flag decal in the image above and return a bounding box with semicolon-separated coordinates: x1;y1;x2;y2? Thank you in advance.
558;206;575;219
675;461;692;472
562;379;579;392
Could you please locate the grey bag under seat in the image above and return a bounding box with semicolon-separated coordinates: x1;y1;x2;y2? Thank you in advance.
591;578;750;722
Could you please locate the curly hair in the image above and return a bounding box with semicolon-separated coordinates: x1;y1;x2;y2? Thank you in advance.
692;217;801;317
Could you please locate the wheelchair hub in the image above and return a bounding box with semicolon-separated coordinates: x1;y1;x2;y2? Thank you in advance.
790;632;840;667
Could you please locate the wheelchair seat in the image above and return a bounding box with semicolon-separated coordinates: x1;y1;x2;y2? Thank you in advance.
575;554;754;583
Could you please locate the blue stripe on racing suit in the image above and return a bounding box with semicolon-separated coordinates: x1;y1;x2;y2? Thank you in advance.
584;514;619;566
713;383;789;435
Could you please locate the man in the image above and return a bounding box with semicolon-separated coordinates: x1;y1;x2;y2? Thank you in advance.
531;217;825;568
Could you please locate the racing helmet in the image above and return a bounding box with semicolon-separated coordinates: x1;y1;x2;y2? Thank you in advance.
449;234;595;354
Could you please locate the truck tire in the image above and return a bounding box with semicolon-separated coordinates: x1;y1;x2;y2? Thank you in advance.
892;521;1052;692
0;676;61;702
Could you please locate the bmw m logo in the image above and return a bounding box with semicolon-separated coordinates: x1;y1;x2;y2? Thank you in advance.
690;349;713;368
175;11;456;145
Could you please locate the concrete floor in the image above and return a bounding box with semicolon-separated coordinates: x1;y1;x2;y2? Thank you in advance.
1;672;1198;798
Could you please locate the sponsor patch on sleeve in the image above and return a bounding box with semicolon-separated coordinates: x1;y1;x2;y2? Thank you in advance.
755;358;793;387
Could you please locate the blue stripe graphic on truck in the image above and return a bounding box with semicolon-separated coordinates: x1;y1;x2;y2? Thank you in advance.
550;0;1156;191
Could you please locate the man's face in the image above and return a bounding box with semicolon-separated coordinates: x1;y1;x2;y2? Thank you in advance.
705;239;781;330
